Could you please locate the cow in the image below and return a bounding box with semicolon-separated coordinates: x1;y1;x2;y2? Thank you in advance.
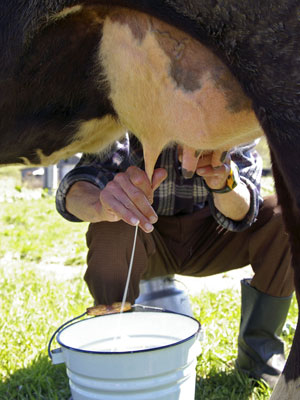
1;2;300;398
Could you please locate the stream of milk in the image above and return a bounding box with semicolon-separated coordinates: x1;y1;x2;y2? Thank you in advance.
111;224;139;351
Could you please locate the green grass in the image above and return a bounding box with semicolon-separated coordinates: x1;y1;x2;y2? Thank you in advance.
256;137;271;170
0;264;91;400
0;191;88;266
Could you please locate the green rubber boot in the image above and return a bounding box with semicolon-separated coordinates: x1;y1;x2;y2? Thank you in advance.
236;279;292;388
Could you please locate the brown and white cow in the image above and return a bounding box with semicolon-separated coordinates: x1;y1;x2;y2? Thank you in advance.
1;2;300;398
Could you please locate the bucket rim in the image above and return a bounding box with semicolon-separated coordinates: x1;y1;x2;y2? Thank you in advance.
56;307;201;355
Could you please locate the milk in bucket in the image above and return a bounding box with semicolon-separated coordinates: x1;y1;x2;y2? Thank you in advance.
49;305;201;400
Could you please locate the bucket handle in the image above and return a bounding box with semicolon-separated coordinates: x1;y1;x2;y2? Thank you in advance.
48;304;133;363
48;311;87;363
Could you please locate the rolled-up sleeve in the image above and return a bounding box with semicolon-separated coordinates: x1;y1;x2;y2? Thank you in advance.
56;136;132;222
208;141;263;232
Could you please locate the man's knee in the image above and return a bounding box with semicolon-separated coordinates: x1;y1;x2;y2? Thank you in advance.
84;221;153;304
256;195;287;234
86;220;133;249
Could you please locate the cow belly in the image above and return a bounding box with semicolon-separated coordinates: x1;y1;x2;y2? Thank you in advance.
22;116;125;166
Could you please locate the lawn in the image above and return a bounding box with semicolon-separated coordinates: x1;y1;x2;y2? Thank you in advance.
0;156;298;400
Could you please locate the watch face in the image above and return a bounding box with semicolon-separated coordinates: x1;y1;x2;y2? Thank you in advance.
227;168;237;191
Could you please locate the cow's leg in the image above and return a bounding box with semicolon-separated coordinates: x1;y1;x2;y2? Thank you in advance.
269;151;300;399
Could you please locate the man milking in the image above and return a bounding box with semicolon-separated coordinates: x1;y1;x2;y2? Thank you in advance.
56;135;294;388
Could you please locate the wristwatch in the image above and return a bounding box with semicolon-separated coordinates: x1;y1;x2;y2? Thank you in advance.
209;161;240;194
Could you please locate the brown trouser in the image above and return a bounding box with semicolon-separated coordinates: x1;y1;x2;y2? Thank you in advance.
84;195;294;305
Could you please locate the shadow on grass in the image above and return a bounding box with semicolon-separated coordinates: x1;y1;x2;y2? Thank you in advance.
0;355;70;400
195;367;271;400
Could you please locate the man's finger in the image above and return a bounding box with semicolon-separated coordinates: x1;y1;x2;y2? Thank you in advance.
211;149;230;168
127;166;153;201
197;165;227;176
114;175;157;221
101;189;154;232
152;168;168;191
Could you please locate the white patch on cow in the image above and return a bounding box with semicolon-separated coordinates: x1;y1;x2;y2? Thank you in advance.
50;5;83;22
21;116;125;166
100;8;263;179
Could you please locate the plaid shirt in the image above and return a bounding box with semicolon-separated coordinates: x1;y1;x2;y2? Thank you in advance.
56;134;263;232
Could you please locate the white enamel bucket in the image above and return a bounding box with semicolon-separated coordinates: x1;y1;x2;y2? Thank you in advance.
49;305;201;400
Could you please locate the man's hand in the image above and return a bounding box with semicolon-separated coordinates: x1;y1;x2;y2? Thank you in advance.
178;146;230;189
178;146;250;221
66;166;167;233
195;150;231;190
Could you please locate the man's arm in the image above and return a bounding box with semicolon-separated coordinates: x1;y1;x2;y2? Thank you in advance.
212;182;251;221
193;143;262;225
195;151;251;221
65;181;107;223
56;135;135;222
